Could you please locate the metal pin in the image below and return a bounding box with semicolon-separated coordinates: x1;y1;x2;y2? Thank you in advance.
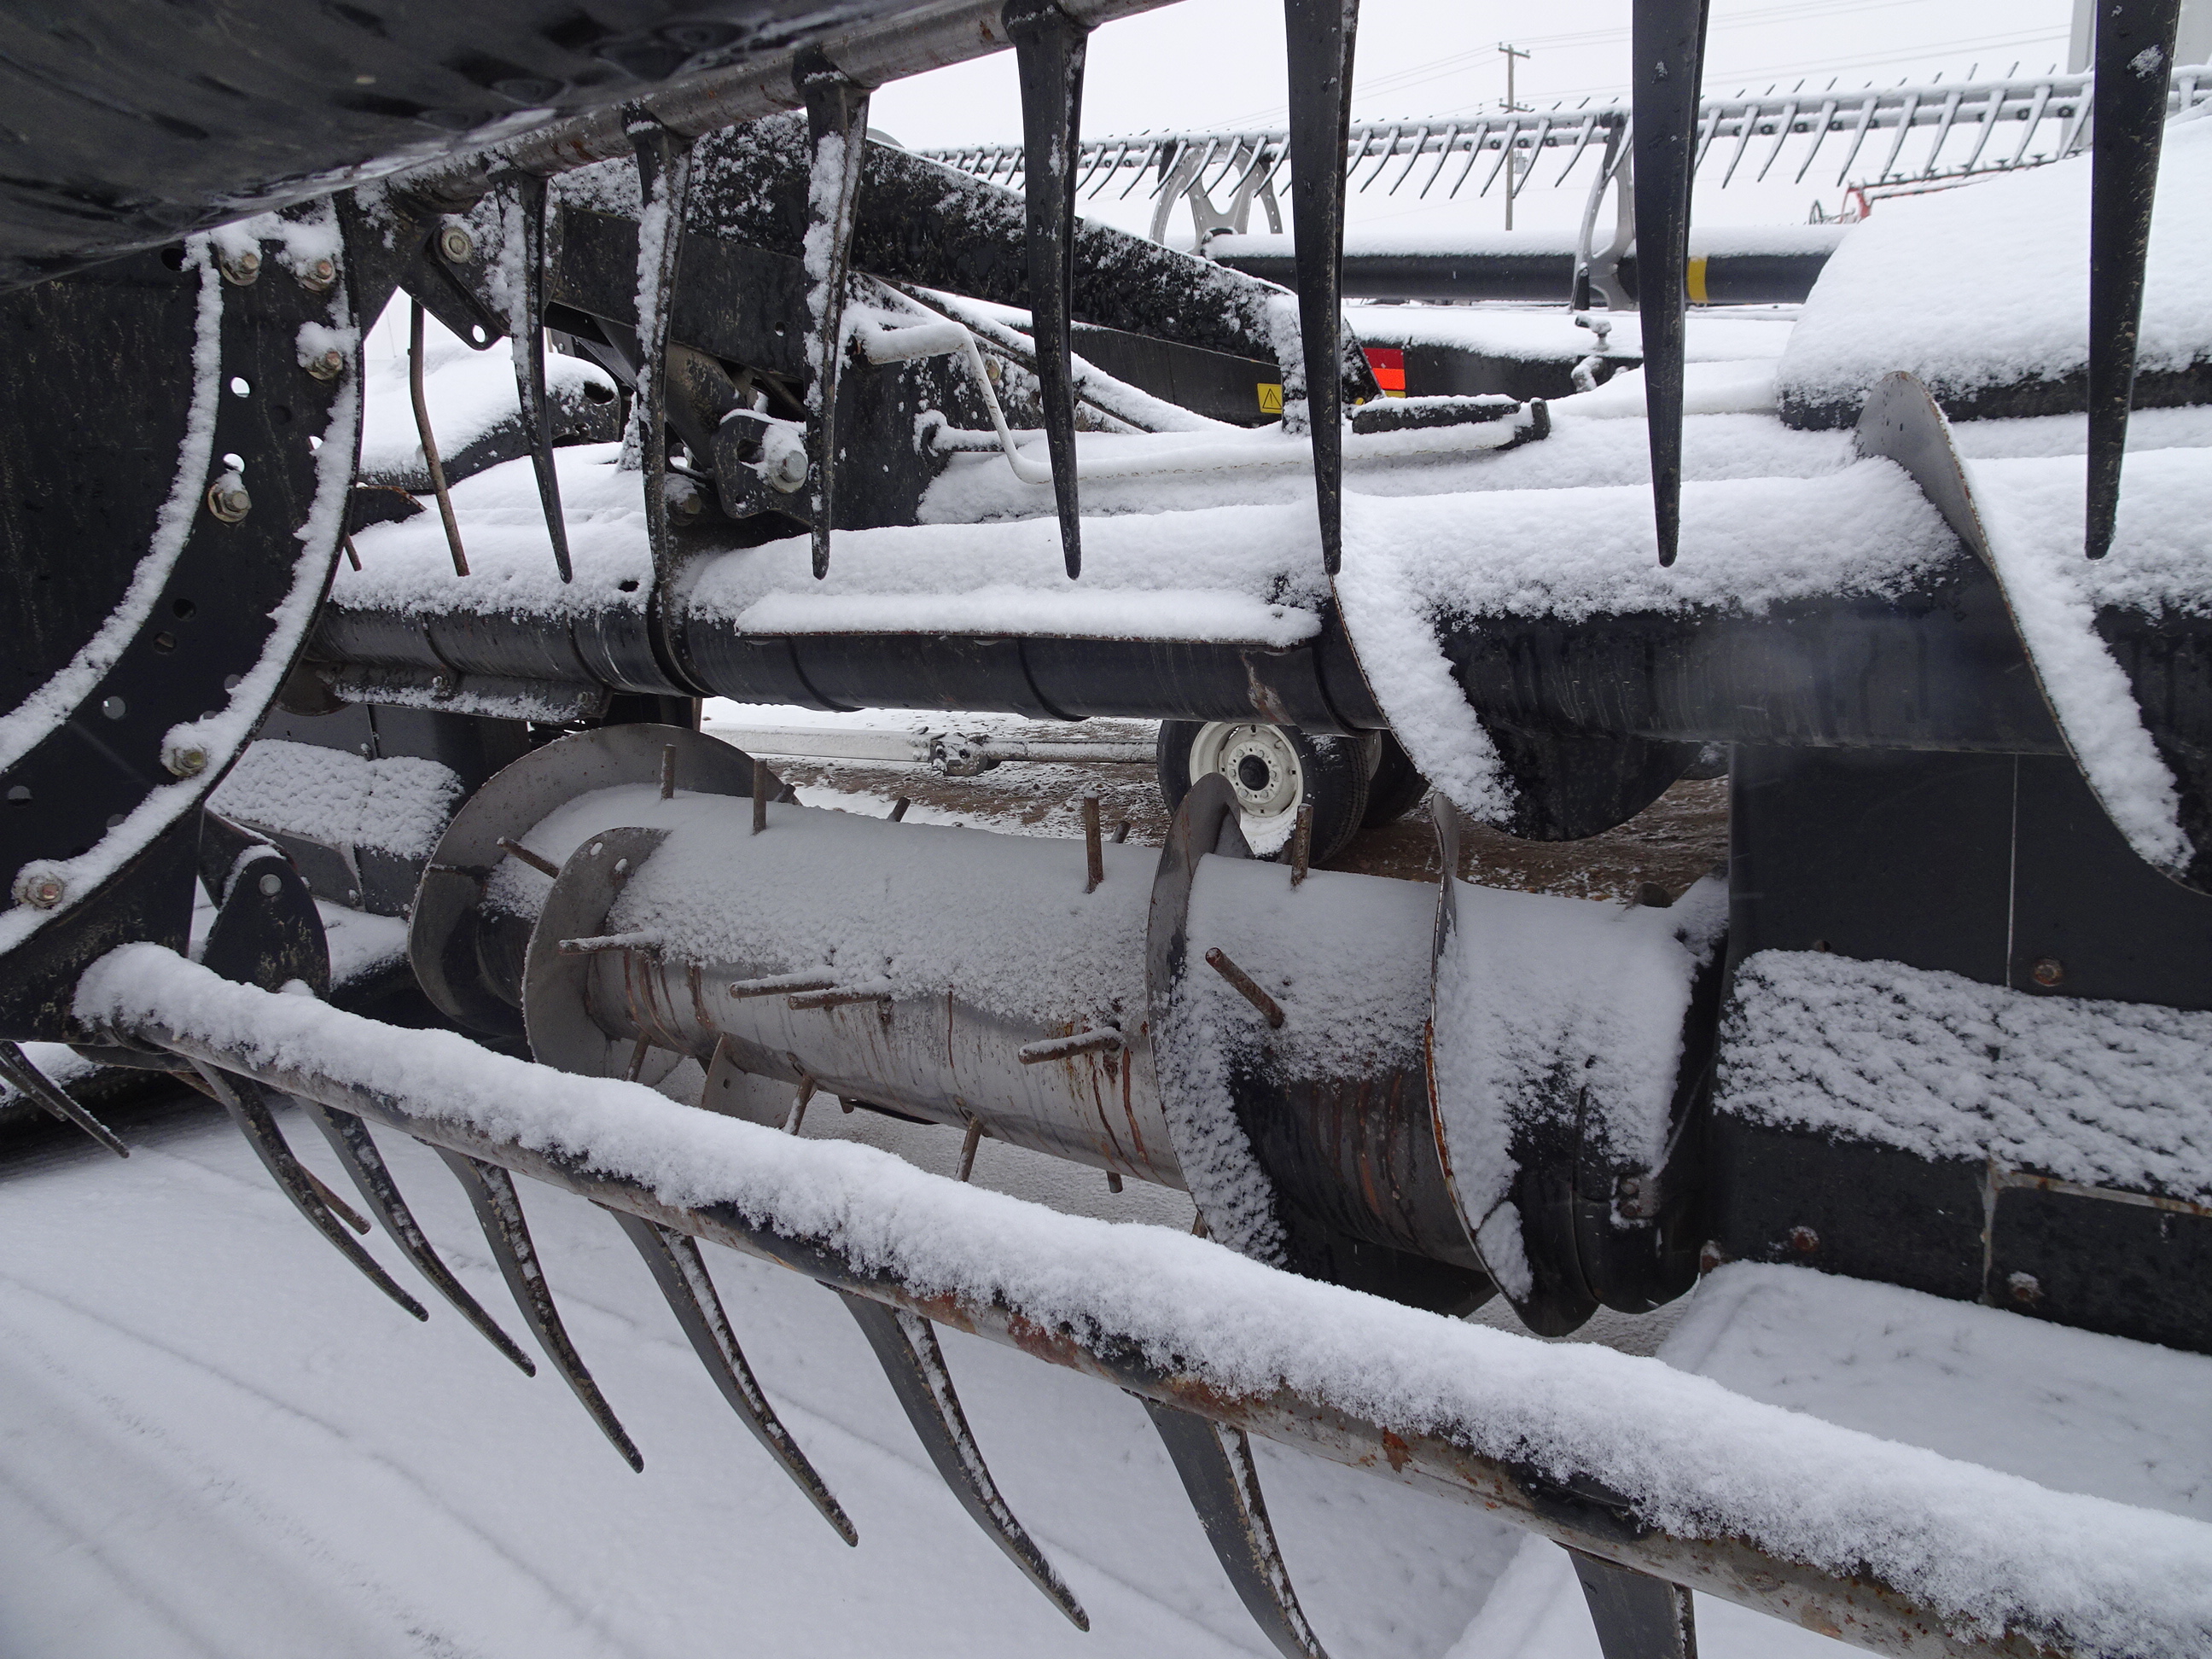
1106;1171;1123;1193
409;300;469;578
753;760;771;834
956;1116;985;1182
888;795;911;822
1111;818;1131;844
659;742;678;800
1017;1028;1125;1064
728;970;839;998
342;534;362;571
498;836;562;878
1081;792;1103;893
787;984;895;1010
1204;947;1285;1028
1289;800;1313;887
784;1075;816;1135
624;1033;653;1082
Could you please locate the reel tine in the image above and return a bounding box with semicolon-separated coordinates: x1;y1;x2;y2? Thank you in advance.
408;300;469;577
607;1209;857;1544
795;49;871;582
1282;0;1359;575
1006;0;1091;581
0;1039;127;1158
434;1148;643;1470
1140;1398;1330;1659
1567;1550;1699;1659
300;1102;537;1376
836;1290;1089;1628
504;172;573;584
623;109;696;590
2087;0;2182;561
187;1062;428;1320
1629;0;1711;568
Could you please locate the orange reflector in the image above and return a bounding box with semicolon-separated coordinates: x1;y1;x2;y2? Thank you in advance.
1364;346;1406;395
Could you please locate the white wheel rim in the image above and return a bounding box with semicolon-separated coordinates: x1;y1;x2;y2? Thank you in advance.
1188;722;1303;848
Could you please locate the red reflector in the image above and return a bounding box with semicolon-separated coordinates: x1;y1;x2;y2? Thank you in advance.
1364;346;1406;393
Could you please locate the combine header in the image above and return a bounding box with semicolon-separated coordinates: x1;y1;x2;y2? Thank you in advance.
2;0;2209;1654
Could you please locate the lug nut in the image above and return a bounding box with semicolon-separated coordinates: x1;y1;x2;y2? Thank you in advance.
15;871;64;910
206;482;251;523
438;224;474;264
163;741;209;777
306;347;347;381
297;255;339;292
218;247;261;286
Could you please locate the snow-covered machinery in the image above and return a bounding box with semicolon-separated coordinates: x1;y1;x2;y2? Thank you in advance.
3;1;2211;1655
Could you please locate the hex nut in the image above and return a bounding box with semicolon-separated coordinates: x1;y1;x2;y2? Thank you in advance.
438;224;475;264
297;255;339;293
218;247;261;286
14;871;65;910
206;483;252;523
305;347;347;381
2032;957;2064;987
163;741;209;777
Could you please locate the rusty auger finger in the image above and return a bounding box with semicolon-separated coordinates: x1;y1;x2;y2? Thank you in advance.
836;1290;1089;1628
188;1061;428;1321
434;1148;643;1470
606;1208;857;1544
1140;1398;1329;1659
300;1101;537;1376
0;1038;127;1158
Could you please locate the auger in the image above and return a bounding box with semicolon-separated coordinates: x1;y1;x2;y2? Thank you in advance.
3;0;2211;1655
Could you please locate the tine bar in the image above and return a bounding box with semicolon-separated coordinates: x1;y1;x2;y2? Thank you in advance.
300;1102;537;1374
189;1062;428;1320
2087;0;2182;560
1282;0;1359;574
837;1292;1089;1628
795;50;871;581
1006;0;1091;579
624;109;695;588
606;1208;856;1543
0;1038;128;1157
1630;0;1711;568
1569;1549;1699;1659
503;172;573;583
1141;1399;1330;1659
435;1148;643;1470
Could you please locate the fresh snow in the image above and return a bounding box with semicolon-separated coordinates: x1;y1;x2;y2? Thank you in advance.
210;740;463;861
1719;949;2212;1202
1777;108;2212;423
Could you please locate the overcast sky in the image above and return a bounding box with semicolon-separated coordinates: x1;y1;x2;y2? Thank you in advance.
870;0;2079;236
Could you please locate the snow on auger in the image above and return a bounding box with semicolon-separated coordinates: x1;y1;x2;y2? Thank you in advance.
2;1;2210;1654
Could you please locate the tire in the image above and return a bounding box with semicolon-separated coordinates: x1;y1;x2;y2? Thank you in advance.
1361;731;1431;828
1155;720;1371;864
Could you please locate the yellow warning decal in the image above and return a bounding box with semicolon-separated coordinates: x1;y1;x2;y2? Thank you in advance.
1686;255;1709;306
1256;381;1284;414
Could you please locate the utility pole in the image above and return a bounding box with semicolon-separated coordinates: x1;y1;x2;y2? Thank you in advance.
1499;42;1531;230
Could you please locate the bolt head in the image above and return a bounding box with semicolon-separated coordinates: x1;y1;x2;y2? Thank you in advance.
206;483;251;523
2032;957;2064;987
258;871;283;898
429;673;455;697
298;255;339;292
163;742;209;777
15;872;64;909
1787;1224;1819;1254
306;347;347;381
218;248;261;286
438;224;474;264
2007;1271;2043;1305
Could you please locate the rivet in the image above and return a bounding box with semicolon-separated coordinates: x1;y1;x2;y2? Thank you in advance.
258;871;282;898
218;247;261;286
438;224;474;264
101;696;126;720
206;483;251;523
